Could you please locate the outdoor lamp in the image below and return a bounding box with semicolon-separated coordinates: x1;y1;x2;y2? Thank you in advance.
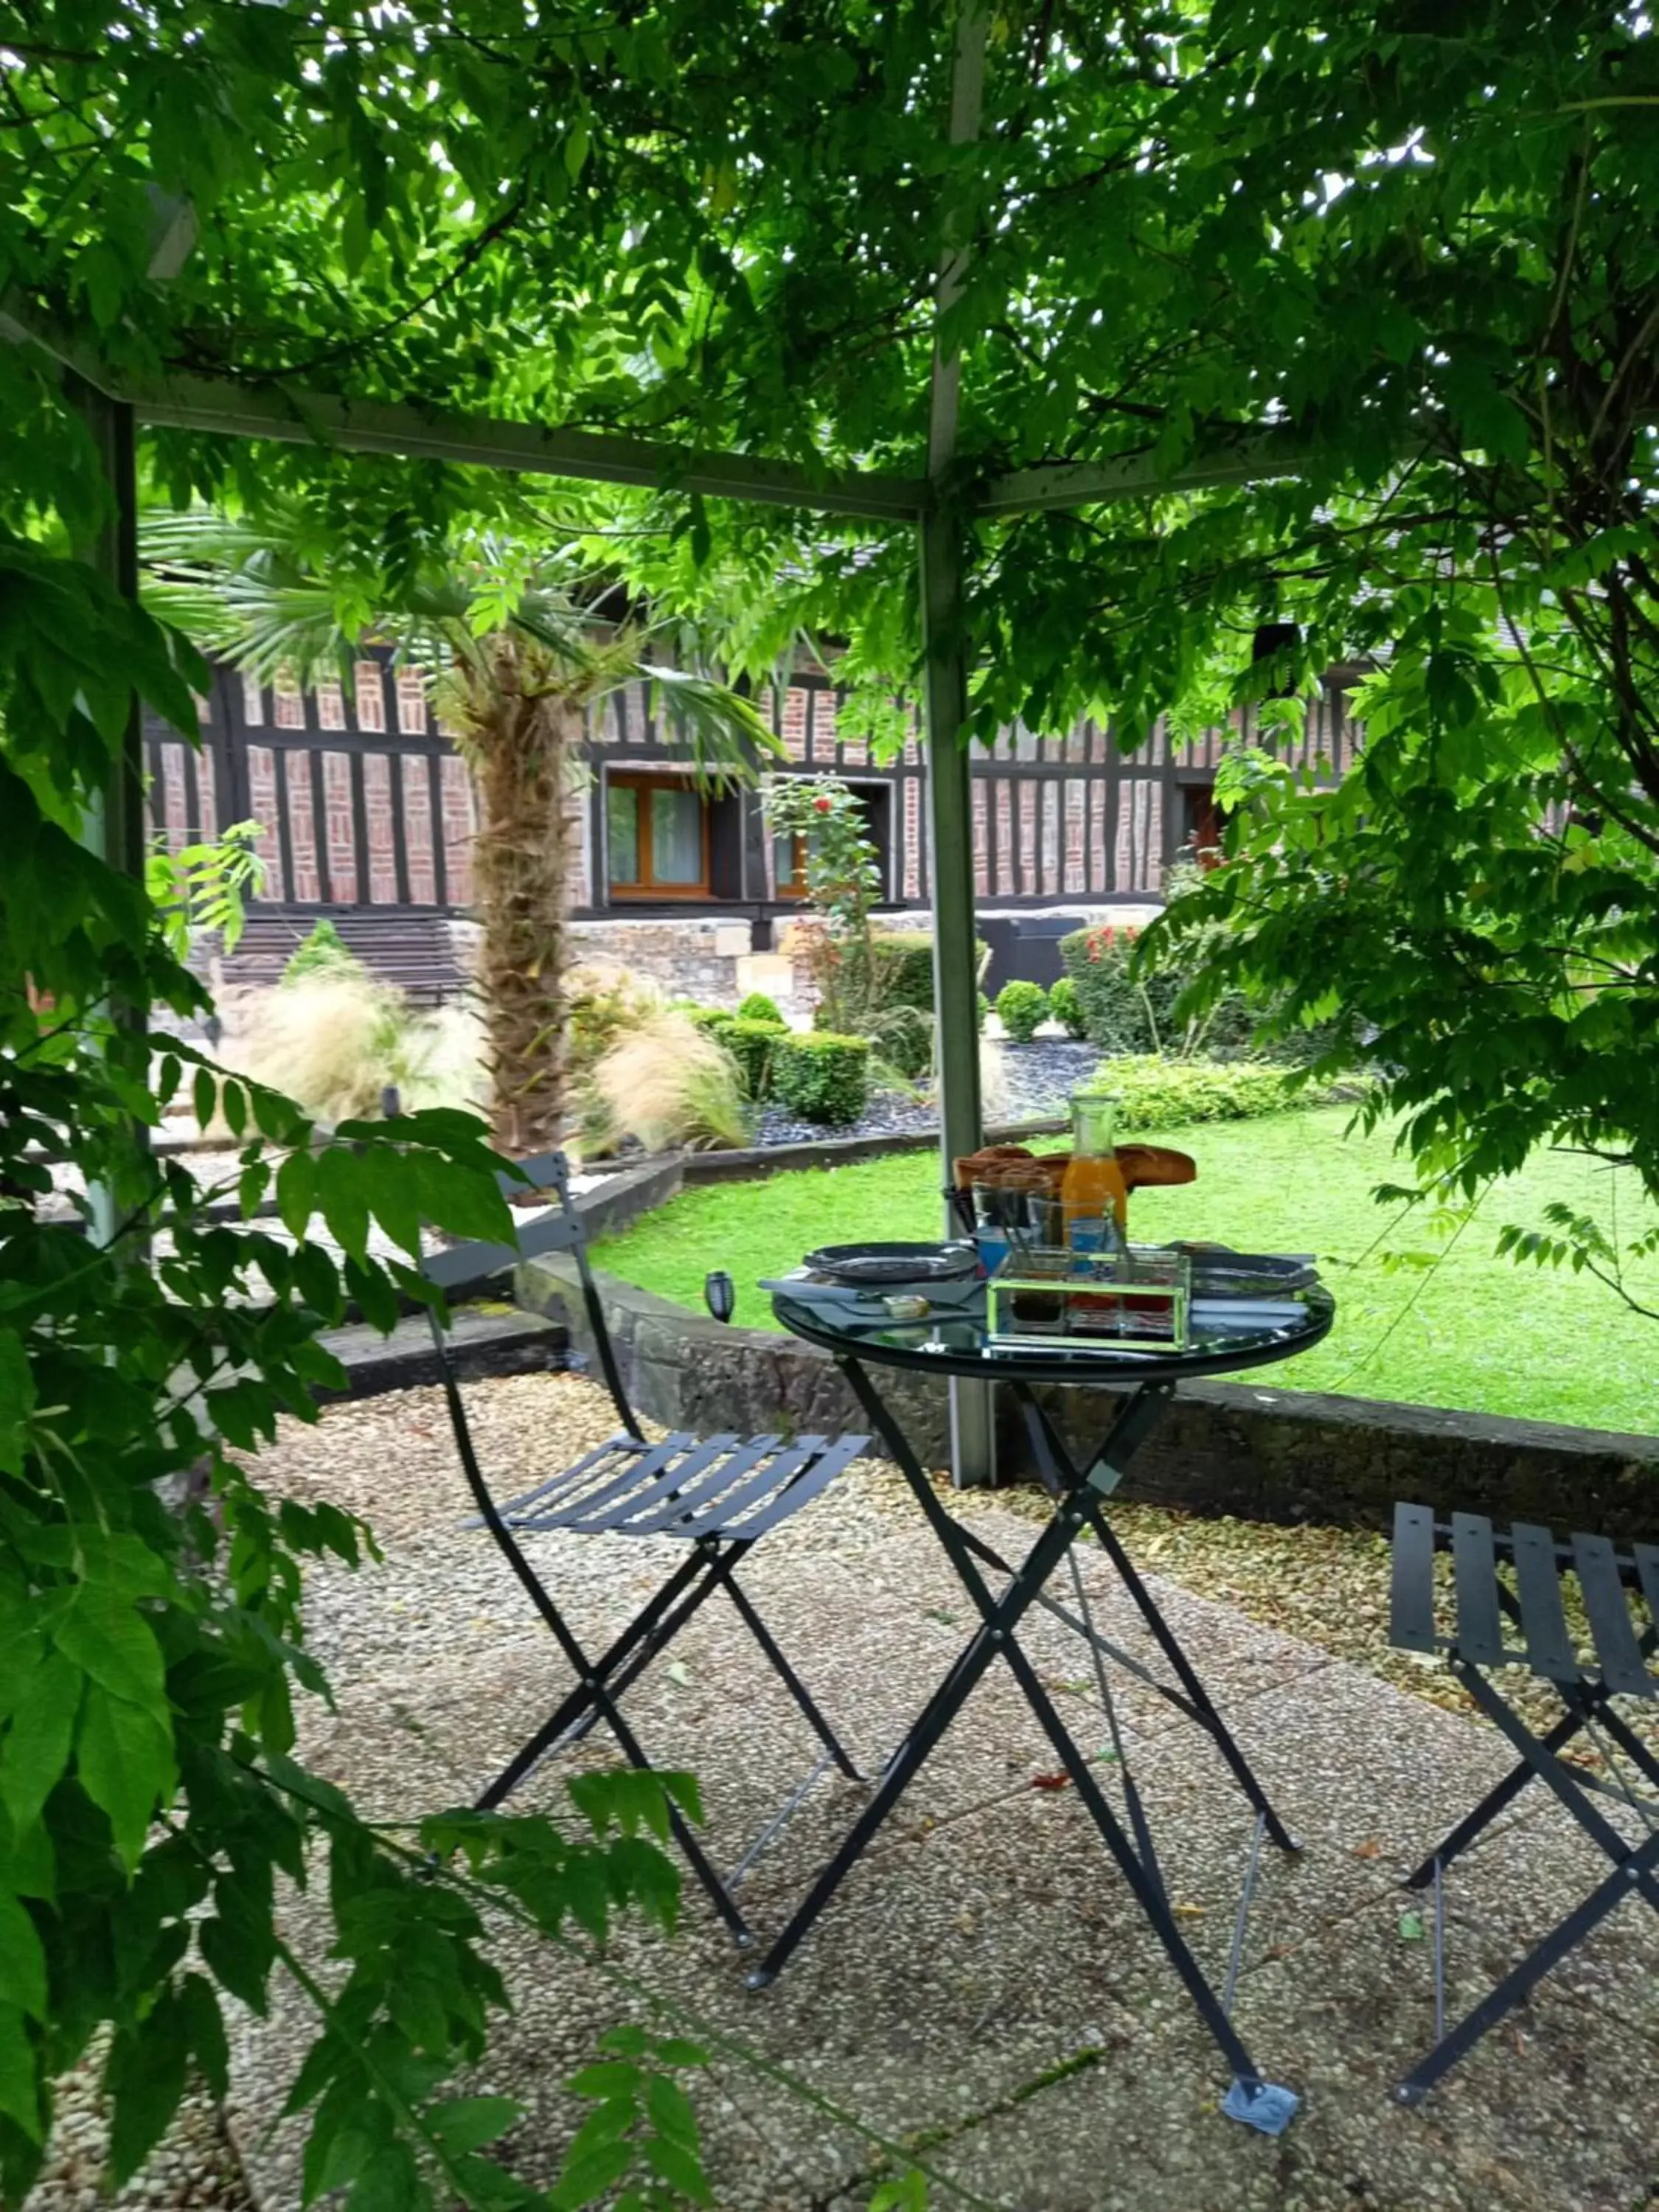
703;1270;736;1324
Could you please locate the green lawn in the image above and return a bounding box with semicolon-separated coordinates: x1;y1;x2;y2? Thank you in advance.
591;1106;1659;1435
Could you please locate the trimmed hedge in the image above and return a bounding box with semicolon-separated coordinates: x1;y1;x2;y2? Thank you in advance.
1048;975;1086;1039
737;991;787;1027
1102;1054;1312;1133
773;1032;872;1126
723;1018;787;1101
681;1007;783;1100
872;933;992;1010
995;979;1047;1043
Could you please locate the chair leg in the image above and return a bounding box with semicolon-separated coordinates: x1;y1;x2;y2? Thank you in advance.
1396;1828;1659;2104
1403;1694;1601;1891
720;1567;863;1781
475;1547;740;1801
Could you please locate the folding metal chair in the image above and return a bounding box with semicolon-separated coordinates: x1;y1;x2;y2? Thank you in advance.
1388;1502;1659;2103
420;1152;869;1946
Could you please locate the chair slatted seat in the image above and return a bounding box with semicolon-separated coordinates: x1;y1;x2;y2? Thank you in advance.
1387;1501;1659;2104
422;1151;868;1947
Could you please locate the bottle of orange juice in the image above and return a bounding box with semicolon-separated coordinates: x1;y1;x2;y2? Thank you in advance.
1061;1088;1128;1253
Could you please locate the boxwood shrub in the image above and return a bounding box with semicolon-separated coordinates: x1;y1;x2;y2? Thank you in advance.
995;978;1048;1043
721;1017;786;1102
1103;1053;1310;1132
1048;975;1086;1038
773;1032;872;1126
679;1007;782;1099
737;991;787;1027
872;933;992;1010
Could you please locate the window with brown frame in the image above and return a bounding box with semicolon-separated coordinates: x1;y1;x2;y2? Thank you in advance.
773;831;809;899
606;773;711;898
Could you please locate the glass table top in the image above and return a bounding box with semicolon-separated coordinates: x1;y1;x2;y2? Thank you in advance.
771;1279;1336;1386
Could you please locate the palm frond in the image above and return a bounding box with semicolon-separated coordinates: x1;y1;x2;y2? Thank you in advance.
647;667;782;787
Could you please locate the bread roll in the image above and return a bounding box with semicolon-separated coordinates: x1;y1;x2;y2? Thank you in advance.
1115;1144;1197;1189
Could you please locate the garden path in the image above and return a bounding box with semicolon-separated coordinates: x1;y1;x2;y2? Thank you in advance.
226;1372;1658;2212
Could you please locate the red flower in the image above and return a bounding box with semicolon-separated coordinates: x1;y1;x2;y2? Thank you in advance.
813;795;832;814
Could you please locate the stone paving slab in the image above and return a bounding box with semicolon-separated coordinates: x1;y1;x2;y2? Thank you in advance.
225;1382;1659;2212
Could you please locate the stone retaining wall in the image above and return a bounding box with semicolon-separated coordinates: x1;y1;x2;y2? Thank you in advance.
567;916;759;1004
517;1256;1659;1539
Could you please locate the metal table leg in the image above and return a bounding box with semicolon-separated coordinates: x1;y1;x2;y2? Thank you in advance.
747;1357;1300;2126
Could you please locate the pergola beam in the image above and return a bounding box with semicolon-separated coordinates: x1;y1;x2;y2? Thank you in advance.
136;372;933;524
3;301;1358;526
0;305;927;524
975;431;1328;516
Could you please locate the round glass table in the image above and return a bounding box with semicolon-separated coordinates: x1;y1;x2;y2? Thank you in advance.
771;1278;1335;1385
755;1268;1336;2137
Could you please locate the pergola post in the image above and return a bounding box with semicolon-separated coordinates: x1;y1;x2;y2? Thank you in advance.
69;377;147;884
923;0;992;1485
69;373;148;1245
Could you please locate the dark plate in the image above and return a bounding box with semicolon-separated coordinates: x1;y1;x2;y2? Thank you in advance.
1175;1245;1321;1295
803;1240;980;1286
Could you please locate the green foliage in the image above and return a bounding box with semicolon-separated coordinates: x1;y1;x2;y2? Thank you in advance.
551;2023;711;2211
1059;922;1261;1062
1094;1054;1309;1133
0;543;713;2210
994;981;1047;1045
867;937;936;1015
675;1010;783;1102
720;1020;786;1104
735;992;786;1029
282;919;361;985
761;778;881;949
146;822;266;962
773;1034;872;1128
1047;977;1086;1040
867;2174;929;2211
857;936;991;1076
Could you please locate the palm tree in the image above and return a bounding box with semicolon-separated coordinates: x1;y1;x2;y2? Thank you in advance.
142;505;775;1155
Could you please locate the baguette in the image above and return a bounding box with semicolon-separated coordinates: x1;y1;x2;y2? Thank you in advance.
1115;1144;1197;1190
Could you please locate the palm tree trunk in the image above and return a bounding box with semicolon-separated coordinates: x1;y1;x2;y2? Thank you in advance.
466;635;579;1157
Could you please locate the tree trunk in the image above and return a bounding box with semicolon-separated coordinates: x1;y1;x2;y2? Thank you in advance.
465;636;579;1158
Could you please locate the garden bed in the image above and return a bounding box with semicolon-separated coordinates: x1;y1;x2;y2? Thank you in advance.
753;1035;1097;1147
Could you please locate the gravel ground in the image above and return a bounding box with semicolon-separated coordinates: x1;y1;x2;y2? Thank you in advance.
25;1371;1655;2209
24;2040;252;2212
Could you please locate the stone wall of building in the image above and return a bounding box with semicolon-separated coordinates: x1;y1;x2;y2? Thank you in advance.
565;915;758;1005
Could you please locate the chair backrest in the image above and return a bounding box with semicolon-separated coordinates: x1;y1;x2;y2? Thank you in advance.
421;1150;641;1439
